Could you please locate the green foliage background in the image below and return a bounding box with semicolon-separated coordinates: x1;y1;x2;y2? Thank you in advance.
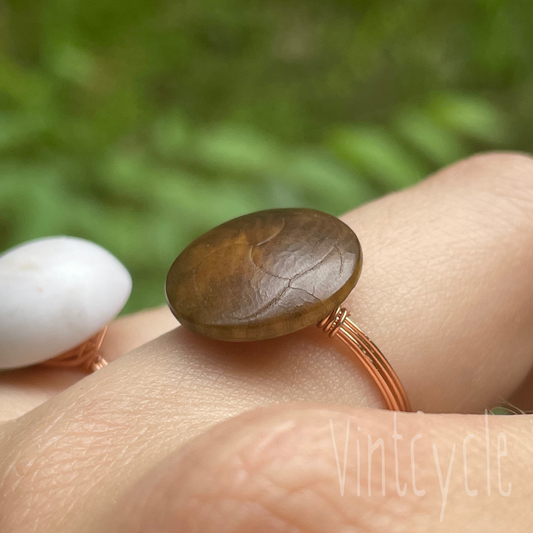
1;1;532;312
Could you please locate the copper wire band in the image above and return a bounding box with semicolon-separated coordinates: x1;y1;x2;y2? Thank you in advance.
41;326;109;373
318;307;411;412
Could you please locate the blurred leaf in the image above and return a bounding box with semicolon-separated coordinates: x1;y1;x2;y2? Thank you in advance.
154;169;268;230
195;125;285;176
199;180;269;225
0;163;70;243
490;406;517;416
123;274;166;314
100;150;158;203
427;93;510;144
394;108;468;166
50;44;97;85
0;0;528;313
0;112;50;150
328;125;428;190
153;169;211;220
152;113;190;158
95;207;153;269
0;171;27;249
17;174;70;239
0;53;53;109
58;193;106;243
260;179;306;209
285;149;378;213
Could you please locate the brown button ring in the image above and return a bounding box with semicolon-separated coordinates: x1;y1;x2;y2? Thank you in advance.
166;208;411;412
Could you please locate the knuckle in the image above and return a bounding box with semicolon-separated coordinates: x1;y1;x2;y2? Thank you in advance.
460;151;533;215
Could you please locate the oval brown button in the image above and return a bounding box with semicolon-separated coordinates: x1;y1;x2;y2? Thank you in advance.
166;208;362;341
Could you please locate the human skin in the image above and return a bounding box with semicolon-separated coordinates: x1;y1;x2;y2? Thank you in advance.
1;152;533;532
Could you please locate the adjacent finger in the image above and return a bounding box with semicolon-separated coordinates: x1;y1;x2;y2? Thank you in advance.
105;405;533;533
0;306;176;420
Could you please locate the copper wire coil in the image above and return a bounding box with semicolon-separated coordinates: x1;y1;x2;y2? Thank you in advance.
41;326;109;373
318;306;411;412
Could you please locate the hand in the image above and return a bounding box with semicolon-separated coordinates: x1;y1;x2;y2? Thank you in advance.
1;153;533;532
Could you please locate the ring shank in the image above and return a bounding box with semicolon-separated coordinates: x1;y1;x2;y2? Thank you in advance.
318;307;411;412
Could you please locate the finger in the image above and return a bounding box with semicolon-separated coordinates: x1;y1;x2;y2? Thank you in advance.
0;306;177;420
343;151;533;412
100;305;177;363
103;405;533;533
3;152;533;532
109;151;533;415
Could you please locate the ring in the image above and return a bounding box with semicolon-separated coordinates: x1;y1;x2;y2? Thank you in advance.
165;208;411;412
0;236;132;373
40;326;110;373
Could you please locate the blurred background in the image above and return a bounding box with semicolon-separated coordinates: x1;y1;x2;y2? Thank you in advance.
1;1;532;312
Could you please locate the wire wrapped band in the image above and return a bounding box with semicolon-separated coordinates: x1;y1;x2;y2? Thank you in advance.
318;307;411;412
41;326;109;373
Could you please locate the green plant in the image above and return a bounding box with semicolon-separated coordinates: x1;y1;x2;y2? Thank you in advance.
0;1;527;311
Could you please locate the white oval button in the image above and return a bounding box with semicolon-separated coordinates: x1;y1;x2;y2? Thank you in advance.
0;236;132;369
